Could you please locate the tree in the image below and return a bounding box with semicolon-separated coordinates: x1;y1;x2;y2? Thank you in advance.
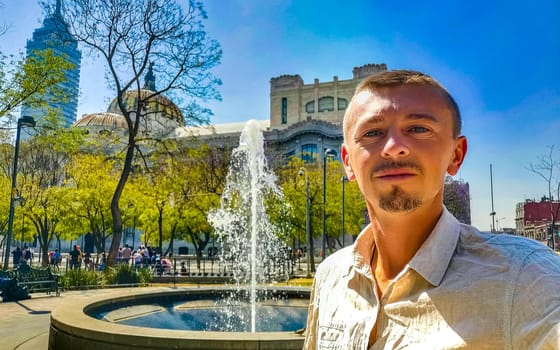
16;118;84;265
0;49;72;123
64;154;118;253
528;145;560;250
173;144;229;267
443;176;471;225
46;0;222;266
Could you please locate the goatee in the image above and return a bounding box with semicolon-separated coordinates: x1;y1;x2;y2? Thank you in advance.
379;185;421;212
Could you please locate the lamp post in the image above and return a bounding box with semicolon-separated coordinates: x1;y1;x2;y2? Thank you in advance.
3;116;36;269
298;168;312;278
489;163;496;233
16;196;26;246
341;176;348;248
322;148;336;260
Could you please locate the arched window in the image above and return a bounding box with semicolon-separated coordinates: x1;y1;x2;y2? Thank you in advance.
305;101;314;113
318;96;334;112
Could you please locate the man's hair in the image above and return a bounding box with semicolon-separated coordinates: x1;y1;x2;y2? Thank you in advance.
343;70;462;139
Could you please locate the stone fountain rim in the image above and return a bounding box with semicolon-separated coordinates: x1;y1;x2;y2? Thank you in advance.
50;286;310;348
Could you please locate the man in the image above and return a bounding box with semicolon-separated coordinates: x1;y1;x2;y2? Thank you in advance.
69;245;82;270
303;70;560;349
52;249;61;270
11;247;22;266
121;244;132;265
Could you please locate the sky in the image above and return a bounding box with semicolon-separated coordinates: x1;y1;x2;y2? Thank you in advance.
0;0;559;231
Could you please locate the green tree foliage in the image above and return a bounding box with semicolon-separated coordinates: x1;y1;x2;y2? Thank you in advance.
64;154;118;253
0;49;72;122
14;121;84;265
165;144;228;267
45;0;222;266
273;156;366;268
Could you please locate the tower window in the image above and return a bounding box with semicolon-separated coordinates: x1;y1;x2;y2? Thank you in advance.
281;97;287;124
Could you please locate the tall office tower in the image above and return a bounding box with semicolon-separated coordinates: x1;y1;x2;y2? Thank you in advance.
20;0;81;133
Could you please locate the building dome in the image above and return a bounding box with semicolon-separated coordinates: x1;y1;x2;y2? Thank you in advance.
74;63;184;139
73;112;128;129
73;112;129;138
106;89;185;127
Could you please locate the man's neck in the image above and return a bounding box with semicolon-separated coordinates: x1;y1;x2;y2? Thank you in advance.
368;202;444;290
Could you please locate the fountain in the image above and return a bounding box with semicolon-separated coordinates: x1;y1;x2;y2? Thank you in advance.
208;119;289;332
48;120;309;350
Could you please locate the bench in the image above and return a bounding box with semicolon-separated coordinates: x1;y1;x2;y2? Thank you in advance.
13;263;59;296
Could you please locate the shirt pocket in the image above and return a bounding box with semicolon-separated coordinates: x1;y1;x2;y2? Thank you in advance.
318;323;348;350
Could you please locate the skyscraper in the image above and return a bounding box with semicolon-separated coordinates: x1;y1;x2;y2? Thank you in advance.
20;0;81;132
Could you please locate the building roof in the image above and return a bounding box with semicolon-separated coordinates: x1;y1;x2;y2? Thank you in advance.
167;119;269;139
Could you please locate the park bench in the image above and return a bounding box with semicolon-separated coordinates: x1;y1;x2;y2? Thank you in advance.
13;263;59;296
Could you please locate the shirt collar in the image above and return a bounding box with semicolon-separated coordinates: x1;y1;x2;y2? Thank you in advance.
349;224;375;280
408;207;461;286
348;207;461;286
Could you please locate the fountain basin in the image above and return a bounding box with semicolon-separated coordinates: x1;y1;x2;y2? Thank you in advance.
49;286;310;350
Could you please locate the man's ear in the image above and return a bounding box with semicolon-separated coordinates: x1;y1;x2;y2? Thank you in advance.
447;136;467;176
341;144;356;181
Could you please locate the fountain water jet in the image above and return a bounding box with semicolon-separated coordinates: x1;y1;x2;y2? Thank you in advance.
208;119;288;332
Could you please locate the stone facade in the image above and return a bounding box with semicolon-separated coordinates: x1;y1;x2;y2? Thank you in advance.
269;63;387;130
264;63;387;163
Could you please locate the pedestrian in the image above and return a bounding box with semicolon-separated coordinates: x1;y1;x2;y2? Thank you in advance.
303;70;560;349
11;247;22;267
99;252;106;271
121;244;132;265
69;245;82;270
52;249;61;270
21;245;28;263
83;251;92;270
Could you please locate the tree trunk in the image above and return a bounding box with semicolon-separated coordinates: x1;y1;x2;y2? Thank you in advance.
107;138;136;266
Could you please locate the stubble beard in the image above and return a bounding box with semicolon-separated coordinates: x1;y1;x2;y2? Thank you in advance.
379;185;422;212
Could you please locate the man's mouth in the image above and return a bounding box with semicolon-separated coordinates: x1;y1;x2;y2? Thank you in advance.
375;168;417;180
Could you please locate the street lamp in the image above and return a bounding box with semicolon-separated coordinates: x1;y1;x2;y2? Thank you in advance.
341;176;348;248
14;195;26;246
322;148;336;260
3;116;36;270
298;167;312;278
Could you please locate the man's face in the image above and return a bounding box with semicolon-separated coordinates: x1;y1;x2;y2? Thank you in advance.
341;84;467;214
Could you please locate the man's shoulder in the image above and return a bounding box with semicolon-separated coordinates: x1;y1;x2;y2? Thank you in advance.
458;223;559;266
315;246;354;278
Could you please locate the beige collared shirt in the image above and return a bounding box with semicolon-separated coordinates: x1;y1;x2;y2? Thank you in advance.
303;208;560;349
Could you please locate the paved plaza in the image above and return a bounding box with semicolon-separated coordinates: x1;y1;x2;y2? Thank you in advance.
0;289;118;349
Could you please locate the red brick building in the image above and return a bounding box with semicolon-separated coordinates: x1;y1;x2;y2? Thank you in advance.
515;199;560;247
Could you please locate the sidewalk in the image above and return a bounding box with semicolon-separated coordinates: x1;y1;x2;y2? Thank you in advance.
0;289;117;350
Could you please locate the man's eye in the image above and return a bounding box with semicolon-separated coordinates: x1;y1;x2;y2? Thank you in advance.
409;126;430;133
364;130;383;137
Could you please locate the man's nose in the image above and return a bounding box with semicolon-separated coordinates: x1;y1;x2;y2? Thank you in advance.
381;130;410;158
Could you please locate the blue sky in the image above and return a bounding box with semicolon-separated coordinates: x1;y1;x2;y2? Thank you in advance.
1;0;559;230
